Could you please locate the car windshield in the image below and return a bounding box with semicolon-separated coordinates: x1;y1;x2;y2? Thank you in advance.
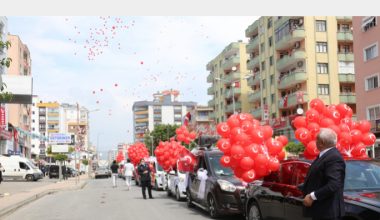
345;160;380;191
26;161;37;169
157;163;163;171
208;154;233;176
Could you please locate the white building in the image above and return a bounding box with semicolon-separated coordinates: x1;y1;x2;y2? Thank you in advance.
0;16;9;155
30;95;43;158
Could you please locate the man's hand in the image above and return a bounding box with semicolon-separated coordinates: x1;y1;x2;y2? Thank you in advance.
303;194;314;207
143;171;148;174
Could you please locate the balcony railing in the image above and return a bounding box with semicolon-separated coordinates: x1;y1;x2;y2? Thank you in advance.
248;91;261;103
224;72;241;84
278;71;307;90
207;87;214;95
336;16;352;21
275;29;306;50
207;73;214;83
338;53;354;62
225;102;242;113
222;57;240;71
339;93;356;103
247;74;260;87
246;37;259;53
278;91;308;109
208;99;215;107
276;50;306;71
337;31;353;41
225;87;241;99
338;74;355;83
247;56;260;70
245;21;259;37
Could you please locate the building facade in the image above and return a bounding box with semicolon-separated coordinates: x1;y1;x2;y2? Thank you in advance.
207;41;251;123
245;16;356;140
353;16;380;152
188;105;216;135
132;90;197;143
0;16;9;155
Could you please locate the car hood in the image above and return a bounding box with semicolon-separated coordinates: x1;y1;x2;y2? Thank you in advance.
218;175;244;186
344;191;380;208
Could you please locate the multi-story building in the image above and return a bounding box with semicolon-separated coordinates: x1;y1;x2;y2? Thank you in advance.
188;105;216;135
207;41;251;123
353;16;380;153
30;95;45;158
6;34;32;157
245;16;356;140
36;101;60;152
107;149;117;163
132;90;196;143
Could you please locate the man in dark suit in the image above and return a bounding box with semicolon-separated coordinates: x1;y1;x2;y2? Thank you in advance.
301;128;346;220
138;158;153;199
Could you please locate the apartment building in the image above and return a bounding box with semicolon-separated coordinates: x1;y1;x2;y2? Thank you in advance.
245;16;356;140
206;41;251;123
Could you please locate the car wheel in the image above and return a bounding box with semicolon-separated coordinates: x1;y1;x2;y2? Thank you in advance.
167;186;172;197
176;187;181;201
248;202;262;220
208;194;219;218
26;175;34;181
186;189;194;208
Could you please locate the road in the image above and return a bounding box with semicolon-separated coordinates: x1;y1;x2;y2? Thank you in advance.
5;177;244;220
0;176;59;196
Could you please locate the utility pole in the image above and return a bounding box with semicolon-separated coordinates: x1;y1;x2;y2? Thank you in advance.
75;102;80;185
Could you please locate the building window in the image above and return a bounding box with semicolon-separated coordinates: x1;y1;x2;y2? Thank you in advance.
365;74;379;91
271;94;275;103
362;16;377;32
269;56;273;66
317;63;329;74
267;18;273;29
260;43;265;52
341;85;352;93
338;61;354;74
364;43;378;61
262;79;266;89
316;42;328;53
268;37;273;47
263;97;267;105
32;128;35;131
32;119;35;123
261;61;266;71
32;111;35;115
367;105;380;120
338;24;350;32
316;20;327;32
270;75;274;84
318;84;330;95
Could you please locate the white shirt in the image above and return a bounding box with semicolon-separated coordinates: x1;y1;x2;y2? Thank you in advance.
310;147;334;200
124;163;135;176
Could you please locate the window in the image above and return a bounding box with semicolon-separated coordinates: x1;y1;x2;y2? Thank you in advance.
316;42;328;53
338;24;350;32
291;163;310;186
268;36;273;47
338;61;355;74
367;105;380;120
366;75;379;90
263;97;267;105
32;111;35;115
364;43;378;61
262;79;266;89
316;20;326;32
341;85;352;93
32;119;35;123
362;16;377;32
19;162;28;170
269;56;273;66
261;61;266;71
271;94;275;103
318;84;330;95
260;43;265;52
317;63;329;74
270;75;274;84
267;18;273;29
32;128;35;131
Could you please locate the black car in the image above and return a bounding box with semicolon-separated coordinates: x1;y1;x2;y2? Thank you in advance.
186;147;246;218
244;158;380;220
49;165;67;179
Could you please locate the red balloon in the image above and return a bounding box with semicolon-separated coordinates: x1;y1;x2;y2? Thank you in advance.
339;124;351;133
351;143;367;158
362;133;376;146
295;128;311;143
261;126;274;140
254;154;269;167
246;144;260;159
336;104;351;118
350;129;363;144
231;127;243;137
217;139;231;154
276;135;288;146
293;116;307;129
306;141;319;157
217;122;231;138
307;123;320;136
266;139;283;156
358;120;371;133
345;107;353;118
234;133;251;146
277;150;286;161
241;120;254;133
189;132;197;140
230;144;245;160
306;109;320;123
238;113;254;122
220;155;231;167
326;109;341;124
320;118;335;128
240;157;255;170
251;129;265;144
234;167;244;178
268;157;280;172
309;98;325;113
242;170;256;182
227;115;241;128
339;132;352;146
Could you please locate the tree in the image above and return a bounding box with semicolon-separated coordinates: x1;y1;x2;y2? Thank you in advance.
285;142;305;154
81;159;89;166
144;124;179;154
54;154;68;162
0;37;13;102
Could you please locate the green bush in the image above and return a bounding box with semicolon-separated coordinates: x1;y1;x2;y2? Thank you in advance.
285;142;305;154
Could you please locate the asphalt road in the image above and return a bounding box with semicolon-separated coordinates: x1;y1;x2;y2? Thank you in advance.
5;177;244;220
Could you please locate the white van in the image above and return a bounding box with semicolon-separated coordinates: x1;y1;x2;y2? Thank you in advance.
0;155;43;181
166;160;187;201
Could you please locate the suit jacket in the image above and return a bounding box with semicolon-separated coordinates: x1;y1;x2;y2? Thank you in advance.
301;147;346;219
138;163;151;182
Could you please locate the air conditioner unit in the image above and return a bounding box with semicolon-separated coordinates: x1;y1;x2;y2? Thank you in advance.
299;18;304;25
297;61;304;68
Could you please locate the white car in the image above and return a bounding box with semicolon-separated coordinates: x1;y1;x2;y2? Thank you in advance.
166;169;187;201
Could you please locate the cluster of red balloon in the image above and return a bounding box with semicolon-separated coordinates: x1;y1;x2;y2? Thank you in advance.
116;151;125;163
154;139;197;172
294;98;376;159
175;126;197;144
127;142;149;165
216;113;288;183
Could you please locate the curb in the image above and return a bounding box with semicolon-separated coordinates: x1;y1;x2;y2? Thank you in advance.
0;180;89;219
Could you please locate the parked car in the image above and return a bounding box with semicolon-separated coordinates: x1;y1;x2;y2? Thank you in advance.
0;155;43;181
244;158;380;220
150;157;167;190
67;167;79;177
186;146;245;218
48;165;68;179
95;167;111;179
167;165;187;201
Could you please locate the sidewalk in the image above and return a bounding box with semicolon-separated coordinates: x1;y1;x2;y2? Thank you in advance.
0;175;89;218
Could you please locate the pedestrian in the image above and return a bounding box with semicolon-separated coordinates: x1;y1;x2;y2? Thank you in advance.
124;159;134;190
41;165;46;177
137;158;153;199
299;128;346;220
0;162;4;184
110;160;119;188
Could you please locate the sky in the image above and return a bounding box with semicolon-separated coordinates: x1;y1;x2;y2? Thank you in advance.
7;16;258;152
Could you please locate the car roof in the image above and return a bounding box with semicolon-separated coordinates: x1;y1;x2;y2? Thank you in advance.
281;157;379;164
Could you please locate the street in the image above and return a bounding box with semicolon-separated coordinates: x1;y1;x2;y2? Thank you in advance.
5;178;244;220
0;177;58;197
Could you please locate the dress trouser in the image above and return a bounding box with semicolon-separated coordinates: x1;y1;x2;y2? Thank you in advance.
141;180;152;198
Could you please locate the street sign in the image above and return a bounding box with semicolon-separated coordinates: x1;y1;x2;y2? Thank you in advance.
51;145;69;153
49;133;72;144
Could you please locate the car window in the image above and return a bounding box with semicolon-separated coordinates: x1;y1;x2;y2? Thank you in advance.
263;170;280;183
280;162;294;185
208;155;233;177
345;161;380;190
291;162;310;186
19;162;28;170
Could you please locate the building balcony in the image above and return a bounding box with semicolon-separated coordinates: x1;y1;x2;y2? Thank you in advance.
275;29;306;51
248;91;261;103
223;43;240;59
247;56;260;70
338;74;355;83
336;16;352;21
276;50;306;71
247;74;260;87
207;73;214;83
245;21;259;37
225;87;241;99
275;16;304;29
278;91;308;109
225;72;241;84
207;87;214;95
222;57;240;71
337;31;353;42
339;93;356;103
208;99;215;107
135;118;149;123
278;71;307;90
206;62;213;71
246;37;259;53
225;102;242;113
251;108;262;119
135;110;148;115
338;53;354;62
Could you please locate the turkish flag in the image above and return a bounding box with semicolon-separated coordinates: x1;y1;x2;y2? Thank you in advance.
177;148;196;172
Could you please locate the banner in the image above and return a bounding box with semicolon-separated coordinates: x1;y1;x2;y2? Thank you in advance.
49;133;72;144
0;106;6;130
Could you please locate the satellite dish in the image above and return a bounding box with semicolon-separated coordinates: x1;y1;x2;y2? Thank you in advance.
232;66;237;71
296;108;304;115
